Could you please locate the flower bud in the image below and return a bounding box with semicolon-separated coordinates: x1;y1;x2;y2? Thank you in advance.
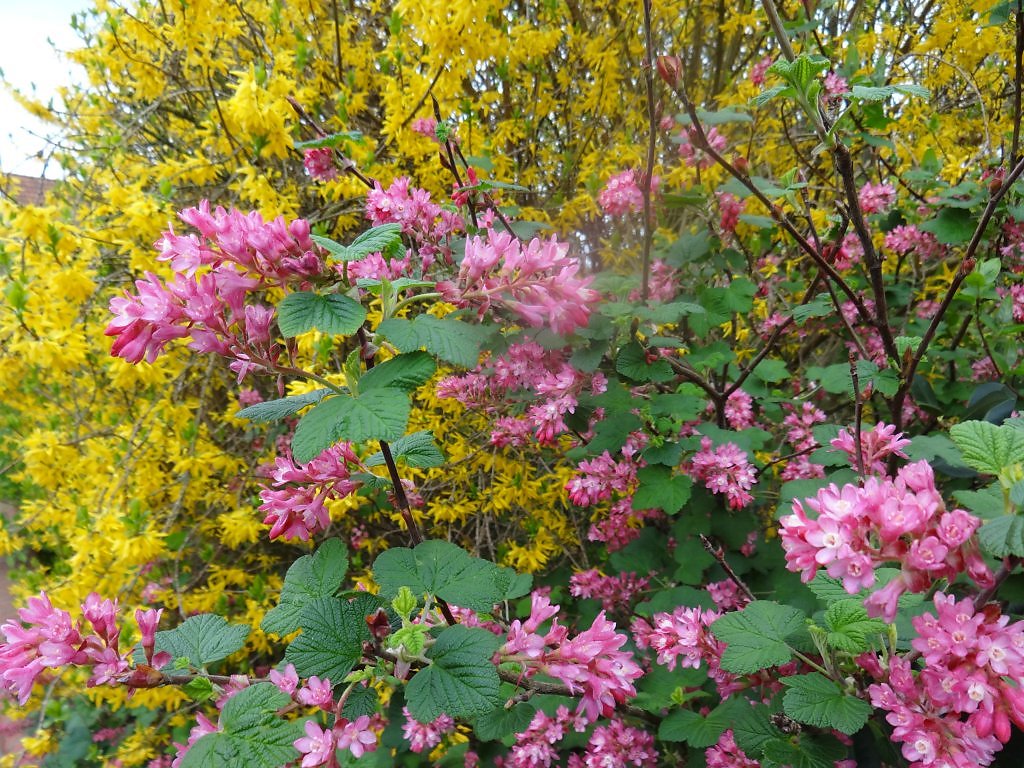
656;55;683;87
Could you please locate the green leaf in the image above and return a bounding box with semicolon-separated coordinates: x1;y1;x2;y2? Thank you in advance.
711;602;808;674
346;223;404;260
153;614;249;670
262;539;349;637
360;352;436;392
236;389;332;423
277;291;367;337
731;701;782;754
761;735;849;768
364;430;445;469
893;83;930;99
291;388;410;463
631;466;692;514
474;702;537;741
919;207;977;245
180;683;302;768
978;515;1024;557
377;315;486;368
294;131;362;150
850;84;895;101
950;420;1024;476
659;699;741;746
782;673;871;734
751;83;792;107
285;593;383;680
405;625;503;722
616;341;674;383
373;540;528;611
750;358;790;383
183;676;216;702
824;600;886;653
342;685;379;720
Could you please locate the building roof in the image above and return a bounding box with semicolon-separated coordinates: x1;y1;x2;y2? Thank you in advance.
4;173;56;206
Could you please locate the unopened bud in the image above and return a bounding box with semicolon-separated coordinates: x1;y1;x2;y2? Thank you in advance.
115;664;165;689
960;257;976;276
365;608;392;641
732;155;749;175
656;55;683;88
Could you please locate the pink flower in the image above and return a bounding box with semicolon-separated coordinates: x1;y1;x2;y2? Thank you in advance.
718;192;745;234
294;720;336;768
296;676;334;709
334;715;378;758
823;71;849;97
569;570;649;612
269;663;299;696
134;608;162;665
679;126;727;169
749;56;773;86
583;719;657;767
830;422;910;475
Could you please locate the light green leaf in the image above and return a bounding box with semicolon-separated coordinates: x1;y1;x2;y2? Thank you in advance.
405;626;502;722
346;223;404;260
359;352;437;392
364;430;445;469
180;683;302;768
711;602;809;674
291;388;410;463
850;85;895;101
277;291;366;337
978;515;1024;557
262;539;349;637
824;600;886;653
153;614;249;670
950;420;1024;476
235;389;332;423
285;593;384;680
751;83;792;107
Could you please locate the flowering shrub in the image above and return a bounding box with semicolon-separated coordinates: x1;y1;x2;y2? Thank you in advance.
2;0;1024;765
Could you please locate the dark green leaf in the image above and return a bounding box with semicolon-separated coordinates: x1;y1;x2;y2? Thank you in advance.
631;465;692;514
919;207;976;245
153;614;249;670
277;292;366;337
474;702;537;741
180;683;302;768
616;341;674;383
377;316;486;368
373;540;526;611
285;594;383;680
761;735;848;768
364;430;444;469
782;673;872;734
262;539;349;637
236;388;333;423
731;701;782;754
659;699;741;746
346;223;404;260
360;352;436;392
291;389;410;463
711;602;808;674
405;626;502;722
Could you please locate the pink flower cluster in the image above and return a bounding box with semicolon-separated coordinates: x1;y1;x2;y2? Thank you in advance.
258;443;363;542
597;169;658;217
705;730;760;768
569;569;650;611
627;259;679;302
0;592;162;705
588;499;663;552
631;605;725;675
303;148;339;182
502;592;643;721
107;201;324;373
722;388;757;430
779;460;993;621
438;227;598;335
401;706;455;753
365;176;462;263
583;718;658;767
508;706;588;768
885;225;944;260
858;181;897;214
718;192;745;235
565;450;637;507
868;592;1024;767
829;421;910;475
687;437;757;509
780;402;827;481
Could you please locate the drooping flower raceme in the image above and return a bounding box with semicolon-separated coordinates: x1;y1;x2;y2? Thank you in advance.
439;227;598;335
688;437;758;509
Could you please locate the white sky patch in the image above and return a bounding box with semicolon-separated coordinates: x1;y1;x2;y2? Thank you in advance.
1;0;87;178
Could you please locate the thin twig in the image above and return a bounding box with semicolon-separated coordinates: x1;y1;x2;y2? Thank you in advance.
640;0;657;301
700;534;756;603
